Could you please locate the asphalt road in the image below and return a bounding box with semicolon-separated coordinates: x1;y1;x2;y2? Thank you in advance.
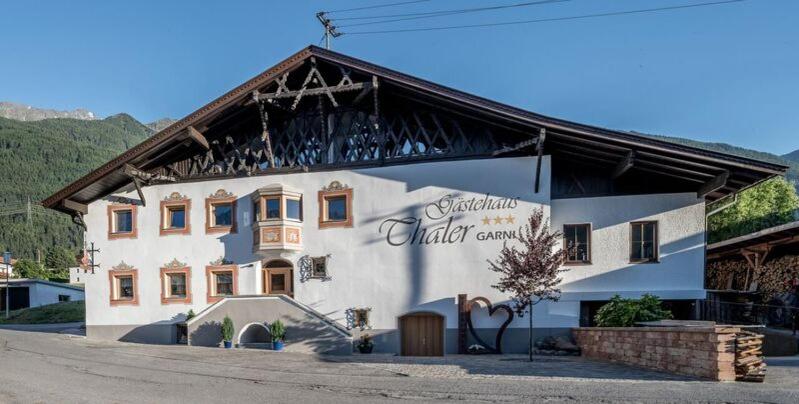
0;327;797;403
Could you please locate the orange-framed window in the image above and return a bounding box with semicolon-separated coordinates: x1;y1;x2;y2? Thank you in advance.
107;204;137;240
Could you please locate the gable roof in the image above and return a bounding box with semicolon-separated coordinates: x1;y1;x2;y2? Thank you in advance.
42;45;787;213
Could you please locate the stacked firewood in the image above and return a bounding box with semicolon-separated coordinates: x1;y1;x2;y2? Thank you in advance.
707;254;799;299
735;331;766;382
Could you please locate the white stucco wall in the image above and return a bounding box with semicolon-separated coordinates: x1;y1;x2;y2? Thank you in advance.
80;156;705;332
28;282;84;307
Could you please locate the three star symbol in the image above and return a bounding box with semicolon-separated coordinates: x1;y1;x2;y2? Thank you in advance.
481;214;515;225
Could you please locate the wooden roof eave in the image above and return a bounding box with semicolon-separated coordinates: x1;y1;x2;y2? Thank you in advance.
42;44;787;214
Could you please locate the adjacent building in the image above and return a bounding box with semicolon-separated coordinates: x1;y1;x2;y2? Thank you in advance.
43;46;786;354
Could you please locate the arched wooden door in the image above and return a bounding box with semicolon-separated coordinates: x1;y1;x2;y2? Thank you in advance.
399;312;444;356
262;259;293;296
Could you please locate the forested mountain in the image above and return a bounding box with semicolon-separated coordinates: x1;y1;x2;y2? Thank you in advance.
783;149;799;164
637;132;799;185
0;114;151;259
0;108;794;260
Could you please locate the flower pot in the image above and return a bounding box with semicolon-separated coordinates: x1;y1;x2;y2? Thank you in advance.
272;340;284;351
357;345;373;354
223;340;233;349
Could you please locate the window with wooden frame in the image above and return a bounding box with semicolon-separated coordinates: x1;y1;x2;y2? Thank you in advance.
205;189;236;234
107;204;137;240
563;224;591;264
630;221;659;263
318;181;353;229
108;263;138;306
160;192;191;236
206;260;238;303
252;186;303;223
160;259;191;304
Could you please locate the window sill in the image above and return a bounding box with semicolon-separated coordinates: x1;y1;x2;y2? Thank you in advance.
110;298;138;306
161;296;192;305
319;220;352;229
565;261;592;266
629;260;660;264
108;232;136;240
206;225;235;235
160;227;191;236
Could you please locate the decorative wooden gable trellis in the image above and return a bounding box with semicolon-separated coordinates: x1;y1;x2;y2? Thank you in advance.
153;57;524;181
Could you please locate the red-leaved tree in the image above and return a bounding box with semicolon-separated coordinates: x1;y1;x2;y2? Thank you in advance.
488;207;569;361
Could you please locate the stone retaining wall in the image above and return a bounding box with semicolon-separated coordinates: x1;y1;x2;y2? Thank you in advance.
572;326;741;381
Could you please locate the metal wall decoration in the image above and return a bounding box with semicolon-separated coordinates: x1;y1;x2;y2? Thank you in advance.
298;254;332;282
345;307;372;330
457;294;514;354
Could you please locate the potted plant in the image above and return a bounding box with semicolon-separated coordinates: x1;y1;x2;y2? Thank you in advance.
270;320;286;351
357;334;374;354
221;316;234;349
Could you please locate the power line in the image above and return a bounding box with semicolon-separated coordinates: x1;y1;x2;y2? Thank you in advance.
338;0;574;28
344;0;747;35
324;0;431;15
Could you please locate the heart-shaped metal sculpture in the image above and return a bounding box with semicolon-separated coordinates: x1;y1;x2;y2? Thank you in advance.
465;296;514;354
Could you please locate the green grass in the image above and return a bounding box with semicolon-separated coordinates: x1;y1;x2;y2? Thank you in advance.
0;300;84;324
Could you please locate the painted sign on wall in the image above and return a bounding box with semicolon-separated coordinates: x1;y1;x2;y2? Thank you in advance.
378;193;521;247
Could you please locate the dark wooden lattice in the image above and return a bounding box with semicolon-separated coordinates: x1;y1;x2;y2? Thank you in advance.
154;59;518;180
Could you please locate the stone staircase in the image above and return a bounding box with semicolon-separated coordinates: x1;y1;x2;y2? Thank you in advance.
185;295;352;355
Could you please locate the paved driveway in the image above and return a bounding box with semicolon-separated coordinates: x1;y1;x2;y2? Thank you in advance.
0;328;797;403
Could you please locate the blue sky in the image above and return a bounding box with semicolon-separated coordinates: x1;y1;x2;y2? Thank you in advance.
1;0;797;154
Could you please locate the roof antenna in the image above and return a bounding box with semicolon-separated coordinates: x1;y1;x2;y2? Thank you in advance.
316;12;342;50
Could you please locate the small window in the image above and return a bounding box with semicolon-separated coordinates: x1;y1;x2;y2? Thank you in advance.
270;273;286;291
325;196;347;221
168;206;186;229
161;264;192;304
285;198;302;221
311;256;328;278
319;183;353;229
564;224;591;264
168;273;187;297
213;203;233;226
214;271;234;296
160;195;191;236
265;198;281;219
108;204;137;239
631;221;658;263
58;294;71;302
253;200;261;222
118;276;134;299
109;266;138;305
115;210;133;233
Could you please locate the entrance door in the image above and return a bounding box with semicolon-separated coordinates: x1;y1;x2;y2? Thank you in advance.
399;312;444;356
262;260;293;296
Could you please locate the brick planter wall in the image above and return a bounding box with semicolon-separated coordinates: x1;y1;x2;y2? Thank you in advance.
572;326;741;381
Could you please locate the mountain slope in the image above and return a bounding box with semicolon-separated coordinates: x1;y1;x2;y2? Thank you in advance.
0;101;96;121
0;115;151;258
636;132;799;184
783;149;799;164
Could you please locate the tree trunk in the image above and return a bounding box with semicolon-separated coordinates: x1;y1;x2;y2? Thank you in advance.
528;304;533;362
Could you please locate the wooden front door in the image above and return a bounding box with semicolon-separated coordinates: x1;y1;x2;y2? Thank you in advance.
399;312;444;356
263;268;293;296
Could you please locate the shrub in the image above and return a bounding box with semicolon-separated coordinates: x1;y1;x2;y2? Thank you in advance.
186;309;195;321
357;333;374;349
221;316;234;342
270;320;286;342
594;294;672;327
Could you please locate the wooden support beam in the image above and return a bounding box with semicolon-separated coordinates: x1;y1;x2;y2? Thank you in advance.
62;199;88;215
612;150;635;179
534;128;546;193
72;212;87;231
697;171;730;198
185;126;210;150
258;81;370;101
